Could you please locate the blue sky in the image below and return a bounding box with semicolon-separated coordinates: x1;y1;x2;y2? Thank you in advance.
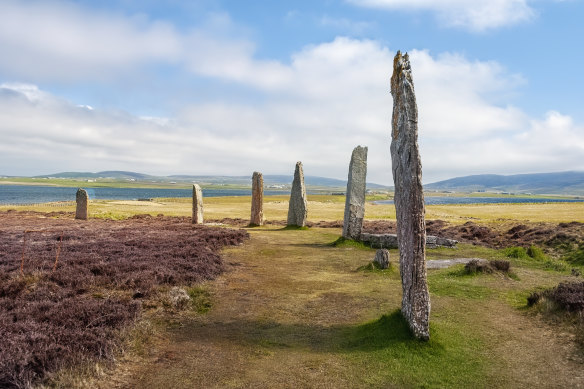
0;0;582;184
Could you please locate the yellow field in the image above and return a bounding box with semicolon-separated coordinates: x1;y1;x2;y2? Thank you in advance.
2;194;583;224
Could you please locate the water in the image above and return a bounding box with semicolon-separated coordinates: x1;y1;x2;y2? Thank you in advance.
1;185;582;206
0;185;288;205
374;196;584;205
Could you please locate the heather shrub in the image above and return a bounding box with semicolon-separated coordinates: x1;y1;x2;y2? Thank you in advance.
527;282;584;312
0;214;248;388
464;259;510;274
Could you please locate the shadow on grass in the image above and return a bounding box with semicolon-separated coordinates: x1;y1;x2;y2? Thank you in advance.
341;310;435;351
171;309;436;354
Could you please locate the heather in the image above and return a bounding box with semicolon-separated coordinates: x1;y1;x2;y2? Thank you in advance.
0;212;248;388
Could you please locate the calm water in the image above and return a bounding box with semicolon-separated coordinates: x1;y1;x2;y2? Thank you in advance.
0;185;288;205
1;185;582;205
375;196;584;205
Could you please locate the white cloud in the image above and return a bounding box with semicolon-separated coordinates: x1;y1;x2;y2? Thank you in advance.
319;16;375;34
0;2;581;183
347;0;536;31
2;37;583;184
0;1;181;82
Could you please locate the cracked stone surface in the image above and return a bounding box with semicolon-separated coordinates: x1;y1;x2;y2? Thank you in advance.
390;51;430;340
343;146;368;240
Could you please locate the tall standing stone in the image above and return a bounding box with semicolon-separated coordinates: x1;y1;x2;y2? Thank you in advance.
287;161;308;227
75;188;88;220
342;146;368;240
250;172;264;226
192;184;203;224
390;51;430;340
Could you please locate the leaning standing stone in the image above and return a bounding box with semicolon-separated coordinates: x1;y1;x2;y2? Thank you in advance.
342;145;368;240
75;188;88;220
390;51;430;340
287;161;308;227
250;171;264;226
374;249;390;269
192;184;203;224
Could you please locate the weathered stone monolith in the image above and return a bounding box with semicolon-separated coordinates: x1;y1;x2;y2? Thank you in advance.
390;51;430;340
374;249;390;269
250;172;264;226
75;188;88;220
192;184;203;224
342;146;368;240
287;161;307;227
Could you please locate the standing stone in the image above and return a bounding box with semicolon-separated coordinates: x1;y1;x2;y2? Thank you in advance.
75;188;88;220
250;171;264;226
287;161;308;227
374;249;390;269
192;184;203;224
390;51;430;340
342;146;368;240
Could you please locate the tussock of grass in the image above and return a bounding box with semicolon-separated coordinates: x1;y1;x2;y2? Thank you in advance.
330;237;372;250
564;244;584;266
187;287;213;314
504;245;569;272
280;225;310;230
356;261;393;273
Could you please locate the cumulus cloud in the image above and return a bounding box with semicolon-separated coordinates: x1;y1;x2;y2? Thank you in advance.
347;0;536;31
2;35;584;184
0;1;181;82
0;2;582;183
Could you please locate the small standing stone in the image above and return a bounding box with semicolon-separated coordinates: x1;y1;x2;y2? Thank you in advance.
75;188;88;220
250;171;264;226
390;51;430;340
374;249;390;269
287;161;308;227
192;184;203;224
342;145;368;240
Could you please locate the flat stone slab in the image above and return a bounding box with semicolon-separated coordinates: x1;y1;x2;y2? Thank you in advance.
360;233;457;249
426;258;485;269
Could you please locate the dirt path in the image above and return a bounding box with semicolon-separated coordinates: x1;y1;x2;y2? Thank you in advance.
98;227;583;388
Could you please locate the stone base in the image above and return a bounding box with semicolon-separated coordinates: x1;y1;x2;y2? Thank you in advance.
360;233;457;249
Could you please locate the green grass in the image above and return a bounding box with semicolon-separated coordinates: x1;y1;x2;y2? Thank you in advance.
186;286;213;314
356;261;394;273
330;236;373;250
340;310;489;388
564;244;584;265
504;245;569;272
428;268;494;300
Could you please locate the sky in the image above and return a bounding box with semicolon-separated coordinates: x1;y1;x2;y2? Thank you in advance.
0;0;583;185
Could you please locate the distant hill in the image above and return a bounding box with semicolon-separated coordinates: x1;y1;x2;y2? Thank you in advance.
426;171;584;195
36;171;152;180
35;171;390;190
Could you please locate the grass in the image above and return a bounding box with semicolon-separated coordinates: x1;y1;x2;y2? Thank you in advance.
3;194;584;224
4;198;584;387
504;245;570;272
84;224;583;388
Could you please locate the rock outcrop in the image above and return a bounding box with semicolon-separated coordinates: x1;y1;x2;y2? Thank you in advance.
287;162;308;227
374;249;390;269
75;188;88;220
342;146;368;240
192;184;203;224
390;51;430;340
250;172;264;226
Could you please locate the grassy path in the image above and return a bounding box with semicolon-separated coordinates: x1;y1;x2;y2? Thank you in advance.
99;227;583;388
